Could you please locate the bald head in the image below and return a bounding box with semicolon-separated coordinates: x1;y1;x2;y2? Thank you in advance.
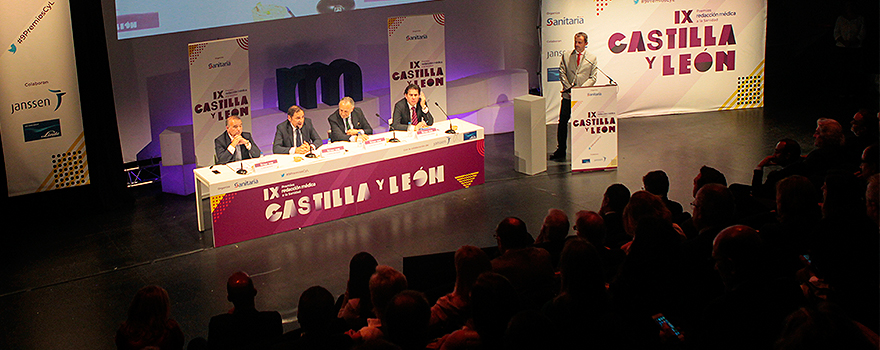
227;271;257;304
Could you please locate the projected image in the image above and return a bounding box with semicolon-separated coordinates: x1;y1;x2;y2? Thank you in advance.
115;0;433;40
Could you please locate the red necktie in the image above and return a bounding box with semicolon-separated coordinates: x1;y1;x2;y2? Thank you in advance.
577;52;582;68
411;107;418;125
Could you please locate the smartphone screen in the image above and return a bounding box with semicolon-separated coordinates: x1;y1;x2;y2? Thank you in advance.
652;313;684;341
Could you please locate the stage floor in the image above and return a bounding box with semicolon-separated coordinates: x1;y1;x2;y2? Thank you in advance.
0;107;819;349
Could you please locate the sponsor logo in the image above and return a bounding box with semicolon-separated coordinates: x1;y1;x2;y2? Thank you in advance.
10;88;65;115
208;61;232;69
463;131;477;141
23;119;61;142
406;34;428;41
234;179;259;188
546;49;567;60
547;68;561;82
8;44;16;54
546;16;584;26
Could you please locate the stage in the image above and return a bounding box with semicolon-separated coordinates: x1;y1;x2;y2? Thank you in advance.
0;108;821;349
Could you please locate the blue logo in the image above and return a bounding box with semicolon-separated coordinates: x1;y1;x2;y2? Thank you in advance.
464;131;477;141
634;0;639;4
8;44;16;54
582;159;591;164
23;119;61;142
547;68;561;82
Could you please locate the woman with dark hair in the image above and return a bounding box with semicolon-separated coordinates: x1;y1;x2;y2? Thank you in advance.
337;251;379;330
116;285;184;350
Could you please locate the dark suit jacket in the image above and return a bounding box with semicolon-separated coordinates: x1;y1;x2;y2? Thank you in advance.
207;310;282;350
214;131;261;164
328;107;373;142
273;118;322;154
391;97;433;131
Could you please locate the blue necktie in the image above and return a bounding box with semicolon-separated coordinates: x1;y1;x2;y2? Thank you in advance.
295;128;302;147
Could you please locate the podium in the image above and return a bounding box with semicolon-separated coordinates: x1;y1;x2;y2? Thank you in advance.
569;85;619;172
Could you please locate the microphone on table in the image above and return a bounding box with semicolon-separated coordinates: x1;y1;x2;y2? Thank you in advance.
304;142;318;158
434;102;456;134
380;113;401;143
236;161;248;175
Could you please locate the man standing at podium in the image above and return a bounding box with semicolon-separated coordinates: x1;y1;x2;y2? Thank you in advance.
551;32;598;161
214;116;262;164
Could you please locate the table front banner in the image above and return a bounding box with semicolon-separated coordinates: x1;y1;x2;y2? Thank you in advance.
210;140;485;246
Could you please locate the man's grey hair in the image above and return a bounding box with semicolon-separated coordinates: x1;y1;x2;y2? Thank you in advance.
339;96;355;107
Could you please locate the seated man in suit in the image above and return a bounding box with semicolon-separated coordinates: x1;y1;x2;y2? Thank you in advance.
214;116;261;164
274;105;322;154
391;83;433;132
329;96;372;142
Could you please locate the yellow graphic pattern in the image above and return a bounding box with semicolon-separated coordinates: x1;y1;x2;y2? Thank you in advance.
608;156;618;167
719;60;764;110
455;172;480;189
37;131;90;192
211;194;226;212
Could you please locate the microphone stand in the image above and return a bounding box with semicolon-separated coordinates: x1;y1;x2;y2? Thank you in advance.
236;161;248;174
379;113;401;143
587;58;617;86
434;102;456;134
304;142;318;158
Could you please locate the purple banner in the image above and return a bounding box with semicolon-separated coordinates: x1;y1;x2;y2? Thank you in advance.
211;140;485;246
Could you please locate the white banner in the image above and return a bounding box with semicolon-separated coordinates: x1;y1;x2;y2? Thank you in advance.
388;13;447;123
542;0;767;123
189;36;251;167
571;85;618;172
0;0;89;197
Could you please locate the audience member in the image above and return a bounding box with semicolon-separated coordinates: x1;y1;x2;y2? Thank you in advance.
351;265;408;344
503;310;559;350
543;238;623;349
867;174;879;227
804;118;854;187
533;208;569;267
694;225;803;350
382;290;431;350
855;143;878;181
759;175;820;280
574;210;624;283
490;217;555;310
433;272;520;350
643;170;688;224
273;286;352;350
811;171;879;332
337;252;379;330
609;216;685;348
599;183;631;249
207;271;282;350
750;138;807;199
428;245;491;338
845;109;879;161
620;190;682;253
775;302;878;350
116;285;185;350
692;165;727;198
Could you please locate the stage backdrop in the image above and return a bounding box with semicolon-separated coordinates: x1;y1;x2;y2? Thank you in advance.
541;0;767;122
189;36;251;167
1;0;90;197
388;13;447;123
